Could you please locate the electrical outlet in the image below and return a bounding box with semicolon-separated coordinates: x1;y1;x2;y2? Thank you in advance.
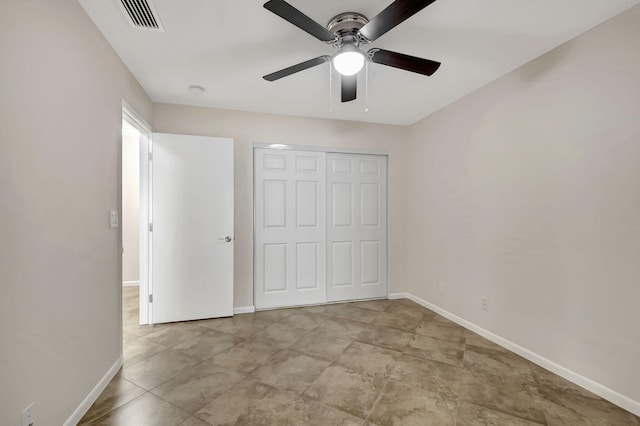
438;281;446;295
481;297;489;311
22;403;35;426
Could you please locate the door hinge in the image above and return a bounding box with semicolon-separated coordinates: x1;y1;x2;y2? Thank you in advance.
149;294;153;303
149;223;153;232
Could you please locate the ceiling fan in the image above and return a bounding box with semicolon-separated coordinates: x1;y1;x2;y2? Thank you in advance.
262;0;442;103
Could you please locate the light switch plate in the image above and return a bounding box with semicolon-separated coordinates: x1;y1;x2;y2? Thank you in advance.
109;210;119;228
22;402;34;426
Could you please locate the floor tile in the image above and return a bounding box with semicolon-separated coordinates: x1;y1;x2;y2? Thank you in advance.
336;341;405;380
368;380;458;426
415;316;466;343
464;331;510;353
252;321;311;348
200;314;272;338
151;361;244;413
252;307;297;322
373;311;421;332
387;298;424;309
289;328;353;361
356;324;413;352
384;301;427;319
304;365;384;419
124;322;170;338
79;373;146;423
458;370;547;424
194;379;295;425
170;329;244;361
539;384;640;426
250;349;331;394
296;304;341;316
390;356;461;397
89;392;190;426
123;335;170;367
403;333;465;367
210;339;281;374
180;416;212;426
330;304;381;323
456;401;545;425
463;345;534;381
348;299;393;312
314;316;368;339
143;323;210;347
276;311;326;330
122;349;201;390
530;363;599;400
284;396;365;425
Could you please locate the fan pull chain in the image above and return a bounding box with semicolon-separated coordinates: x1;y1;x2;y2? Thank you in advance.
364;61;369;113
365;60;369;113
329;64;333;113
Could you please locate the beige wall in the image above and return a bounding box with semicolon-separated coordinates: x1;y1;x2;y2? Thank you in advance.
0;0;152;425
152;105;409;308
405;5;640;404
2;0;639;422
122;128;140;283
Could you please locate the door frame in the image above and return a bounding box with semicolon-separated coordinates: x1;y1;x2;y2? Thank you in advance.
122;101;152;325
252;142;389;310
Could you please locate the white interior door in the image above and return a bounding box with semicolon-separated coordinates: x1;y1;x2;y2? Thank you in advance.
151;133;234;323
327;153;387;302
254;148;326;309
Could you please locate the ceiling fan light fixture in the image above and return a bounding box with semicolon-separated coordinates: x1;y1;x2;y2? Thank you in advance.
333;46;365;76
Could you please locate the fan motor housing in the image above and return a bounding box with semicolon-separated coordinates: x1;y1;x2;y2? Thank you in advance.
327;12;369;39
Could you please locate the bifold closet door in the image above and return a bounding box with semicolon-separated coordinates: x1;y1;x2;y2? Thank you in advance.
254;149;326;309
327;154;387;302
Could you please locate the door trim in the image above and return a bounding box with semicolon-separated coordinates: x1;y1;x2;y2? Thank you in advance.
122;101;152;325
253;142;388;156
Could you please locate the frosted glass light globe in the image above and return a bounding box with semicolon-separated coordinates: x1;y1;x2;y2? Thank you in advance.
333;50;365;76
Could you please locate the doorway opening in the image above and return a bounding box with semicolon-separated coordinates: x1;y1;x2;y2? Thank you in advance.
121;104;151;332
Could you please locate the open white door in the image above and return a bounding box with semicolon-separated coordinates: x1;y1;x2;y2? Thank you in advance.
150;133;234;324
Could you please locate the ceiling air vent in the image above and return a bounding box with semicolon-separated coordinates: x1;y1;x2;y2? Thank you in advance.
118;0;164;31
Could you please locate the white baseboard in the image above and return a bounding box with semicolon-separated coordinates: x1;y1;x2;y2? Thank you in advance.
122;281;140;287
64;355;123;426
389;292;640;417
233;306;255;314
388;292;411;300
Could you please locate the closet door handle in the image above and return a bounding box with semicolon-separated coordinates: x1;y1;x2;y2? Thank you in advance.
218;236;233;243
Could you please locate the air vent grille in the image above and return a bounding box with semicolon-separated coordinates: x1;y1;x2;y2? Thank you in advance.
119;0;164;31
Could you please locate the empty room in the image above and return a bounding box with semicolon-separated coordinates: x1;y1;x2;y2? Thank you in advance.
1;0;639;425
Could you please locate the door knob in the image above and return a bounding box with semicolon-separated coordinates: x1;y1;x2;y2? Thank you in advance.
218;236;233;243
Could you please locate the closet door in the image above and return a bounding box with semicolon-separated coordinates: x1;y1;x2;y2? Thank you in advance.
254;149;326;309
327;154;387;302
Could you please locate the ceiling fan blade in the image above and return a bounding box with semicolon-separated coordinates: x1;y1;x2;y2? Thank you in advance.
263;56;331;81
368;48;441;76
358;0;437;42
341;75;357;102
264;0;337;43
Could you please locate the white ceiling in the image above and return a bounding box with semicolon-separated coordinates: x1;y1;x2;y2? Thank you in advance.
80;0;639;125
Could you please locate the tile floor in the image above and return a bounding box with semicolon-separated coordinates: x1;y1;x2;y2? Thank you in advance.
79;287;639;425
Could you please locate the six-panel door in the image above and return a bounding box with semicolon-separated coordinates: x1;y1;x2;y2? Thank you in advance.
254;149;327;309
326;154;388;302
